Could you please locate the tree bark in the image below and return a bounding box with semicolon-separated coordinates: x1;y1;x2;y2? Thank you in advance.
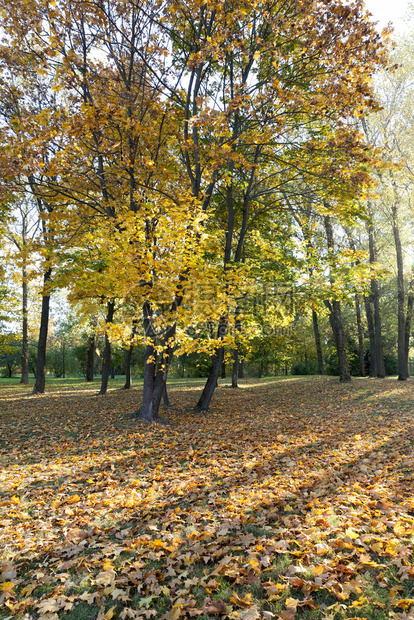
364;295;377;377
195;344;224;411
20;265;29;384
99;300;115;395
162;383;170;408
367;211;385;377
391;197;407;380
232;348;239;388
238;358;244;379
324;215;351;382
404;265;414;377
312;310;324;374
86;333;95;382
404;293;413;376
33;267;52;394
343;227;365;378
62;340;66;378
133;301;176;421
355;295;366;377
124;345;133;389
325;299;351;382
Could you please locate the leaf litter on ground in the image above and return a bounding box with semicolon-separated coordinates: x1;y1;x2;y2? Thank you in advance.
1;376;414;619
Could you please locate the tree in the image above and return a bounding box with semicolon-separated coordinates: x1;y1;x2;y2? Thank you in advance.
5;199;40;383
0;0;388;420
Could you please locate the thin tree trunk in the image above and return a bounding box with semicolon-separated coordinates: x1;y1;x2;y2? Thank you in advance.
367;211;385;377
238;358;244;379
20;265;29;384
221;360;226;379
404;265;414;377
324;215;351;382
364;295;377;377
312;310;324;374
124;345;133;389
355;295;366;377
404;294;413;376
195;319;227;411
325;299;351;382
231;311;241;388
391;197;406;380
99;300;115;395
232;348;239;388
86;315;96;382
86;333;95;382
372;279;385;378
343;227;365;378
33;267;52;394
62;340;66;378
195;345;224;411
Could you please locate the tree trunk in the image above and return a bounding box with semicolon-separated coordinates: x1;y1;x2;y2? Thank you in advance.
33;267;52;394
364;295;376;377
62;340;66;378
355;295;366;377
312;310;324;375
391;199;406;380
367;214;385;378
404;265;414;377
124;345;133;389
86;333;95;382
325;300;351;382
162;383;170;408
221;360;226;379
195;345;224;411
232;348;239;388
99;300;115;395
238;358;244;379
343;225;366;378
20;266;29;384
133;304;176;421
195;318;227;411
324;215;351;382
404;294;413;377
135;346;172;420
136;344;157;420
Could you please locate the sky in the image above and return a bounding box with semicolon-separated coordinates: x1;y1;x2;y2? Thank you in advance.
362;0;411;32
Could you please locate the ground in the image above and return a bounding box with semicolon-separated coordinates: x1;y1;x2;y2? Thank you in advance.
1;375;414;620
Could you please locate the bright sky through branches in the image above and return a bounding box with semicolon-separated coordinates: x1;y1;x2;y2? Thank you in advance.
363;0;411;32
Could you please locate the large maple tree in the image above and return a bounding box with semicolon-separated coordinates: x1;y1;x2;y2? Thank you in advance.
0;0;388;417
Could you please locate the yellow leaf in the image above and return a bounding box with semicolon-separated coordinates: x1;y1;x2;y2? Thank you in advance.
105;606;116;620
396;599;414;610
230;592;252;609
67;495;81;504
350;596;368;607
285;598;299;611
170;604;183;620
0;582;15;592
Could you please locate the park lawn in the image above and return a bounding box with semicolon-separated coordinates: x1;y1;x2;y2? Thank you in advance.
1;376;414;620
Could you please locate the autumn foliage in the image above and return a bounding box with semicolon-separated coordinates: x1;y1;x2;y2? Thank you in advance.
1;377;414;619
